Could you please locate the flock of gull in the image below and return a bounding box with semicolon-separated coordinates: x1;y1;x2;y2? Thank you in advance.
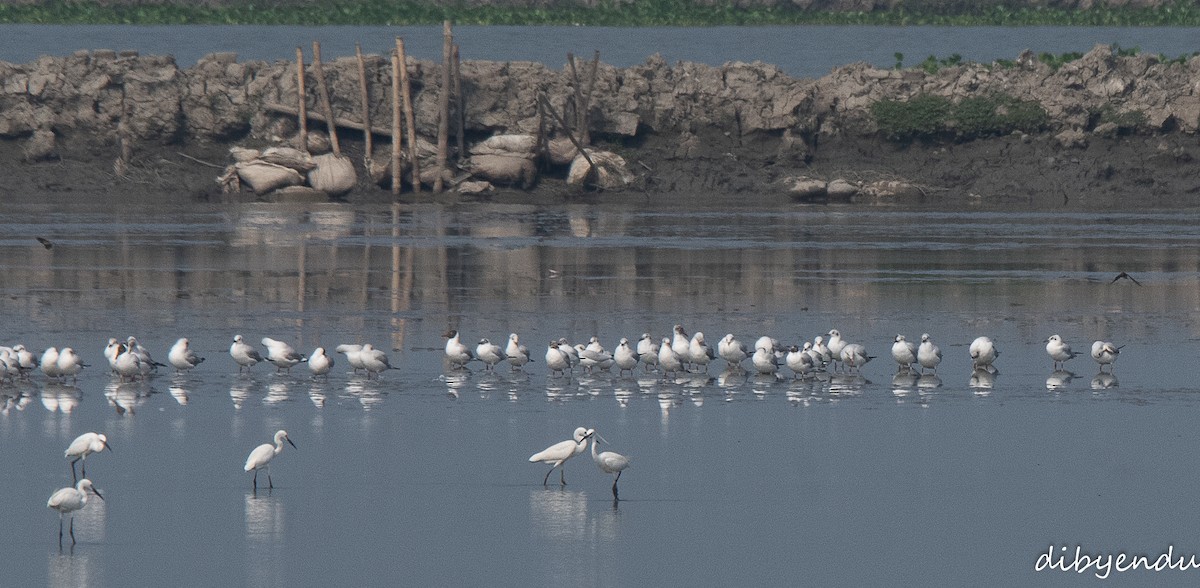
0;327;1124;385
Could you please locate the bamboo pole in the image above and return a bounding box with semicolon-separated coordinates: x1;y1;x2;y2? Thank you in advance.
396;38;420;193
312;41;340;156
391;46;402;196
355;43;373;162
266;103;392;135
295;48;308;151
434;20;453;192
567;52;584;139
538;93;595;186
452;43;465;164
580;50;600;146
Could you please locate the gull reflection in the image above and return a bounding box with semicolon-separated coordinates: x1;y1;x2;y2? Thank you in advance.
969;366;997;395
444;372;469;399
828;374;867;396
1091;371;1119;390
891;372;919;398
545;376;572;402
264;381;290;406
917;374;943;390
1045;370;1076;390
344;378;385;410
308;382;327;408
613;386;633;408
169;386;189;406
230;378;264;410
475;372;499;399
41;383;82;414
502;370;530;401
104;381;148;415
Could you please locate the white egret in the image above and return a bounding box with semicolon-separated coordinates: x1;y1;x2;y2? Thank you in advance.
48;478;103;547
589;430;631;499
244;430;297;491
528;427;592;486
65;432;112;483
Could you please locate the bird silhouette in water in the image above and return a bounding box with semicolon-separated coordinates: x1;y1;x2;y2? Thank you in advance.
36;237;53;249
1110;272;1141;286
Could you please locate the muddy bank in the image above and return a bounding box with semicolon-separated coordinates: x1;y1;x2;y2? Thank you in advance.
2;44;1199;208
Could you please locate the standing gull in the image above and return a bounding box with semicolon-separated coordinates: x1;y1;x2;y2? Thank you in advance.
1090;340;1123;372
335;344;366;374
718;334;750;370
890;335;918;373
1044;335;1080;370
969;336;999;370
359;344;395;378
475;338;505;371
636;334;659;372
613;338;640;376
916;333;942;374
308;347;333;378
545;341;571;377
262;337;306;373
168;338;205;372
504;334;532;370
230;335;263;372
443;330;474;369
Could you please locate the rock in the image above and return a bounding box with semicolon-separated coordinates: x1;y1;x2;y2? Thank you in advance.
1055;129;1088;149
1092;122;1119;138
860;179;925;199
23;128;56;161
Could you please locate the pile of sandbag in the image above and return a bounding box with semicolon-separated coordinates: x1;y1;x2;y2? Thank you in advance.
466;134;537;189
218;145;357;197
566;148;635;190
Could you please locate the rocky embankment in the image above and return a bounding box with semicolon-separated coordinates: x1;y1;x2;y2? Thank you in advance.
3;43;1200;205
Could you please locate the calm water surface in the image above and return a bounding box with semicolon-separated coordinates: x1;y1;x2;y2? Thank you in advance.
2;194;1200;585
1;24;1199;77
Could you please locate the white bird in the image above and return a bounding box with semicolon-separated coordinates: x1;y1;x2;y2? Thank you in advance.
785;345;815;378
1045;335;1080;370
689;332;717;372
658;337;684;376
504;334;532;370
443;330;474;369
359;344;395;378
262;337;306;373
840;343;874;372
65;432;112;483
557;338;579;370
13;344;38;377
718;334;750;369
308;347;333;378
812;336;832;367
244;430;297;491
826;330;847;371
589;430;631;499
1091;340;1123;372
335;344;366;374
168;338;205;371
752;344;779;375
56;348;86;382
48;478;103;547
585;336;606;355
970;336;999;369
545;341;571;376
671;325;691;364
917;333;942;374
891;335;918;372
613;338;640;376
528;427;592;486
230;335;263;372
41;347;61;379
113;343;143;382
103;338;121;373
475;338;505;371
636;334;659;372
802;341;823;369
576;344;614;373
126;336;165;374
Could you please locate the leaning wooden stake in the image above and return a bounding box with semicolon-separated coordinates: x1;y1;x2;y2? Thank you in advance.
396;38;420;193
538;93;596;186
453;43;465;164
391;45;402;196
296;47;308;151
567;52;583;138
580;50;600;146
434;20;453;192
312;41;340;156
355;43;373;162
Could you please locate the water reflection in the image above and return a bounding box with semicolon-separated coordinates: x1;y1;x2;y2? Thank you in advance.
1091;372;1119;390
48;551;95;588
969;367;998;394
264;381;291;406
244;492;285;588
1045;370;1076;390
104;381;149;415
41;383;81;414
343;378;385;410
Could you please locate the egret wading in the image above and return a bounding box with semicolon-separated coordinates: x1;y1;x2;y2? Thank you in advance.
589;430;631;499
48;478;103;547
245;430;297;491
529;427;592;486
65;432;112;483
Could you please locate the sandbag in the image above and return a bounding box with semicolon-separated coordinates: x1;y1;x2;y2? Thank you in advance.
470;134;537;158
235;160;304;194
468;154;536;188
307;153;356;196
260;146;315;171
566;149;634;189
546;137;578;166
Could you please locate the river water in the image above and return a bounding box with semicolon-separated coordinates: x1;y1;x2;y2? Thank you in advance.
2;192;1200;585
1;24;1199;77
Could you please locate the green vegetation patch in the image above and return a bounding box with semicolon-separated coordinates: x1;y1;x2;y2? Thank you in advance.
872;93;1048;142
3;0;1200;26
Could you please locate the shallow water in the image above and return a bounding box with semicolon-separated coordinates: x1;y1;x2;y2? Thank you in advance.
2;194;1200;585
